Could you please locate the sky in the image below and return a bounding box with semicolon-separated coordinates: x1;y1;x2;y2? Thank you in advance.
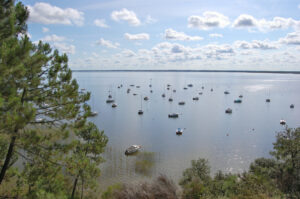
22;0;300;71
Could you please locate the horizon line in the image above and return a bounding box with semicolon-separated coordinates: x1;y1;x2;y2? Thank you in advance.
72;69;300;74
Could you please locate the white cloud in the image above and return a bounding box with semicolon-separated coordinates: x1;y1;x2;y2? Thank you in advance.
188;11;230;30
164;28;203;41
209;33;223;38
96;38;119;48
233;14;300;31
42;34;65;42
235;40;278;50
279;32;300;45
42;27;49;33
111;8;141;26
145;15;157;24
233;14;257;28
94;19;109;28
122;49;136;57
28;2;84;26
53;43;75;54
124;33;150;40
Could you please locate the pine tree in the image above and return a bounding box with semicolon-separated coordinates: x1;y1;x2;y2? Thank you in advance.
0;0;94;187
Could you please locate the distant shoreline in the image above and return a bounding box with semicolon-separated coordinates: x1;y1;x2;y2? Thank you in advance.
72;69;300;74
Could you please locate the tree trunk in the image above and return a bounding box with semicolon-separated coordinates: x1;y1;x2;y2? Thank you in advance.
71;176;79;199
0;135;17;185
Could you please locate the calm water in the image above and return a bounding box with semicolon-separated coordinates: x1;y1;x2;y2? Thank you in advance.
73;71;300;189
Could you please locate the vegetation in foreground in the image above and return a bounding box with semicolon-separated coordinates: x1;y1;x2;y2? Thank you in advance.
103;127;300;199
0;1;108;198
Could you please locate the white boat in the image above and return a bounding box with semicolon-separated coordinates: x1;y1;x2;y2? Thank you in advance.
125;145;141;155
168;113;179;118
280;120;286;125
90;111;98;116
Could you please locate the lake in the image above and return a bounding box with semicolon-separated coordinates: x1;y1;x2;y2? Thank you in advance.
73;71;300;189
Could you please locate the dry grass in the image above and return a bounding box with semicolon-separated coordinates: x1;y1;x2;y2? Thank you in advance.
105;175;180;199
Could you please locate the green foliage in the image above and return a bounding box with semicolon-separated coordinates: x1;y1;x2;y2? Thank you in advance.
0;1;107;198
101;183;123;199
271;127;300;198
180;127;300;199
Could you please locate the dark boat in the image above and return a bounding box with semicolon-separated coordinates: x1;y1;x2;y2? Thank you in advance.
106;99;115;103
290;104;294;108
234;99;242;103
224;91;230;94
193;97;199;100
225;108;232;114
178;101;185;105
266;99;271;102
176;128;184;135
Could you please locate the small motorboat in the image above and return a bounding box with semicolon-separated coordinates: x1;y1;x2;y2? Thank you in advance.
168;113;179;118
138;110;143;115
106;99;115;103
183;87;188;90
90;111;98;116
162;93;166;97
168;98;173;102
150;90;153;93
112;103;117;108
225;108;232;114
193;97;199;100
127;89;130;93
290;104;294;108
130;84;134;87
173;89;176;93
187;84;193;87
202;86;204;89
239;95;243;98
280;120;286;125
125;145;141;155
176;128;184;135
167;84;171;87
199;92;203;95
234;99;242;103
224;91;230;94
178;101;185;105
108;94;112;99
167;87;170;90
133;93;137;96
136;86;140;88
144;96;149;101
266;99;271;102
211;88;213;92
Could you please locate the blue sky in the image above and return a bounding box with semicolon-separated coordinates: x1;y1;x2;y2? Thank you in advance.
23;0;300;71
